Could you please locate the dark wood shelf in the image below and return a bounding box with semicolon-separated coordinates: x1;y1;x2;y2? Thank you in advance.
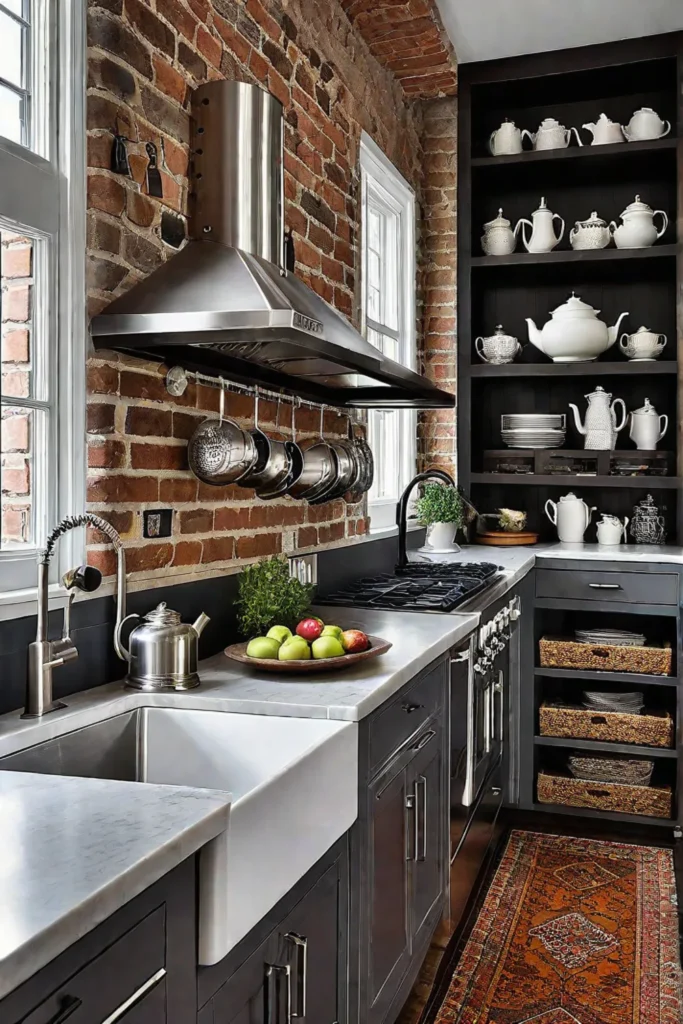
472;137;677;168
534;735;677;759
534;597;677;617
534;667;678;688
472;244;678;268
470;473;680;489
471;361;678;377
531;802;673;827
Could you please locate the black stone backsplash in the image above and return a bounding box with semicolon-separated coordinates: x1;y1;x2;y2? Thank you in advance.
0;532;417;716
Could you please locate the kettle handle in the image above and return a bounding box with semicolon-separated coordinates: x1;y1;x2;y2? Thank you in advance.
659;414;669;440
611;398;627;433
657;334;667;349
552;212;565;243
520;128;534;148
571;126;584;147
474;337;490;363
517;218;532;248
544;499;557;526
619;333;630;352
653;210;668;240
488;131;497;155
114;612;139;662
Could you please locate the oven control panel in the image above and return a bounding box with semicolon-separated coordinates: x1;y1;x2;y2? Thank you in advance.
475;595;520;672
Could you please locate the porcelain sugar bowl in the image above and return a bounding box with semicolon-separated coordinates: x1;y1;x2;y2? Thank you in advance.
610;195;668;249
475;325;521;364
526;293;628;363
623;107;671;141
619;326;667;361
569;211;611;250
481;208;521;256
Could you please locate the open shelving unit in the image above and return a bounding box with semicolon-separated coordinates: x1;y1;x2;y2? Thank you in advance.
459;34;683;830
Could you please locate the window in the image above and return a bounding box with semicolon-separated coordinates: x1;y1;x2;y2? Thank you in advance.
0;1;86;597
360;133;417;531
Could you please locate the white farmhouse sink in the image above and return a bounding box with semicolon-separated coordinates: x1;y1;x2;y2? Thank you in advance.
0;707;359;964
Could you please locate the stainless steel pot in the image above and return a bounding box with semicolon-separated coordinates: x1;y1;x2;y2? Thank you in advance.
239;391;272;489
116;602;210;691
309;438;357;505
188;381;257;485
288;406;338;500
259;401;304;500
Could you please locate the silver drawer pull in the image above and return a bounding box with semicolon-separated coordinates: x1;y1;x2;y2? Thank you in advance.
412;729;436;752
415;774;427;862
264;963;291;1024
286;933;308;1018
101;968;166;1024
588;583;621;589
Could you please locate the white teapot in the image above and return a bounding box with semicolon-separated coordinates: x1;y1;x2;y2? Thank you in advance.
597;514;629;546
522;117;574;151
475;325;521;364
489;120;524;156
623;107;671;142
610;195;668;249
518;197;565;253
569;385;626;450
569;211;611;251
526;293;628;363
581;113;624;146
481;208;521;256
629;398;668;450
545;493;596;543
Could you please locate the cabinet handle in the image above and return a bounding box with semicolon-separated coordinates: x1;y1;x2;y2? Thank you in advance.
45;997;83;1024
405;792;416;861
416;774;427;862
402;702;424;713
588;582;621;589
412;729;436;752
101;968;166;1024
264;964;291;1024
285;933;308;1018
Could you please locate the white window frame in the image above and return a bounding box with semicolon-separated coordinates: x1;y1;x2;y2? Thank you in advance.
0;0;87;604
359;132;417;532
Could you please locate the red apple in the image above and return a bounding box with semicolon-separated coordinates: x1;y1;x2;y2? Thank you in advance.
341;629;370;653
296;618;324;642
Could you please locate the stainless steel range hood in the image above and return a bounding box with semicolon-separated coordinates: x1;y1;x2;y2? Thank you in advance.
91;82;454;410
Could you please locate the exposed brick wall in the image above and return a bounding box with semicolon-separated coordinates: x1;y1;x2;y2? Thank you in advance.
85;0;431;578
417;96;457;478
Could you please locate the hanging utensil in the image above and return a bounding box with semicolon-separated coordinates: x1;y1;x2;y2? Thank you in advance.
187;379;257;485
345;417;366;504
238;389;272;489
253;396;291;496
310;413;358;504
288;404;337;501
260;399;304;500
145;141;163;198
111;134;132;177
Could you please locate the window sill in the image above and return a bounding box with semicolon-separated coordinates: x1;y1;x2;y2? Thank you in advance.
0;584;69;623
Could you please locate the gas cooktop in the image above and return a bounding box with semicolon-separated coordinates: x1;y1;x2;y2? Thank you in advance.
318;562;502;613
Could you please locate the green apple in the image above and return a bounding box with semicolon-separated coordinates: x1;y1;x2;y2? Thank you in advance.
246;637;281;660
321;625;343;640
267;625;292;645
279;638;311;661
311;636;344;659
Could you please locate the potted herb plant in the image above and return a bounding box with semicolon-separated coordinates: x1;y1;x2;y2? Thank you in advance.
414;482;464;553
236;556;314;638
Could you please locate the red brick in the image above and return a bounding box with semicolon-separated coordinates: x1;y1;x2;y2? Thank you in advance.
268;67;290;106
86;510;135;543
153;55;188;104
88;362;119;395
2;370;29;397
130;442;187;470
87;439;126;468
127;543;173;572
245;0;281;41
213;16;252;63
2;329;29;363
1;413;28;453
202;536;235;563
235;532;282;559
88;548;118;578
308;223;334;255
172;410;203;440
215;506;251;531
180;508;213;534
87;403;116;434
2;245;32;278
172;540;203;566
162;136;189;178
88;174;125;216
87;474;158;503
297;525;317;547
125;406;173;436
1;464;29;495
318;521;345;543
3;285;30;322
160;476;198;502
197;480;255;502
196;24;222;68
187;0;210;21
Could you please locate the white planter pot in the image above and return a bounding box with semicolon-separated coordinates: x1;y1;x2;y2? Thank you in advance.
425;521;460;553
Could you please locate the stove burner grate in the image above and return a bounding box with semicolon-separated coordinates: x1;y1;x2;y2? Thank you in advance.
319;561;502;613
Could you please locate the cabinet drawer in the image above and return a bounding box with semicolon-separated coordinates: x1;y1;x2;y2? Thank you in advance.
369;660;445;776
536;568;678;606
22;907;166;1024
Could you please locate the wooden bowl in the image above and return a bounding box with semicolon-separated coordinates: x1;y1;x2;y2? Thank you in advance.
476;530;539;546
224;634;392;673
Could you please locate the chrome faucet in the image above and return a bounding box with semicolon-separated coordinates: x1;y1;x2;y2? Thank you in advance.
24;514;128;718
395;469;455;570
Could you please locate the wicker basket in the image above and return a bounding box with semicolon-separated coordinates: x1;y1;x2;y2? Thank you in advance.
539;637;672;676
539;703;674;748
568;754;654;786
537;771;672;819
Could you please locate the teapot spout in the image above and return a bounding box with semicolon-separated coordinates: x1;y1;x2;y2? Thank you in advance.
525;318;545;353
582;121;597;135
193;611;211;637
608;311;629;345
568;402;586;435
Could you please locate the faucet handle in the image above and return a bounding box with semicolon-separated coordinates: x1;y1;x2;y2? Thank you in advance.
62;564;102;593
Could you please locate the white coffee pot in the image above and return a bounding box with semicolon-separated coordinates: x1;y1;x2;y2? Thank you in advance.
629;398;668;450
581;113;624;145
522;117;575;151
569;385;626;450
518;197;565;253
619;326;667;361
610;195;668;249
545;492;596;543
489;120;524;156
597;514;629;546
481;208;522;256
623;107;671;142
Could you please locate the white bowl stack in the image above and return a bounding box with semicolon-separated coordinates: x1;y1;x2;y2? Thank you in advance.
501;413;566;449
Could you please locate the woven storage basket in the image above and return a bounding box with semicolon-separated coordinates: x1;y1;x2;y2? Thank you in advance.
537;771;672;818
539;703;674;748
568;754;654;786
539;637;672;676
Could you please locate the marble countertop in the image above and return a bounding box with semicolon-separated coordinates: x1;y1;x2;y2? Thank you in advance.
0;771;230;1001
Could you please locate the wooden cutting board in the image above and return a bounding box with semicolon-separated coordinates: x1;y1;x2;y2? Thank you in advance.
476;530;539;546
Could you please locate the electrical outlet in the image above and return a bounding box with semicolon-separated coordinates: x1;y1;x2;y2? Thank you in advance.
289;553;317;586
143;508;173;539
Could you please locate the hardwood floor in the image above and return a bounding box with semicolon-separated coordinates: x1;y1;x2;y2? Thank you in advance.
396;919;451;1024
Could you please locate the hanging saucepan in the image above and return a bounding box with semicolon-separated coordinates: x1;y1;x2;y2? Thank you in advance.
257;398;298;499
252;396;291;497
357;434;374;494
344;419;367;504
309;417;359;504
259;400;304;500
288;405;338;501
188;380;257;486
237;390;272;489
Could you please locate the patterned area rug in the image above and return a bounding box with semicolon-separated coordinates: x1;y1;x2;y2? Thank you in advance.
433;831;682;1024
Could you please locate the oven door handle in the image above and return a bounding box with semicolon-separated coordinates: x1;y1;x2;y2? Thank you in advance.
483;675;492;754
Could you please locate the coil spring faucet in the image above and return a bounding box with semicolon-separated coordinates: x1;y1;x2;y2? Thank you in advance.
24;514;127;718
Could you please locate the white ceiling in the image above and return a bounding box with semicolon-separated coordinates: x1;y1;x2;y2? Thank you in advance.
435;0;683;64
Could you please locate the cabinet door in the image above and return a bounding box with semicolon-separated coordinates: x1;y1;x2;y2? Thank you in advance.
117;976;167;1023
409;726;446;947
210;935;279;1024
367;762;411;1023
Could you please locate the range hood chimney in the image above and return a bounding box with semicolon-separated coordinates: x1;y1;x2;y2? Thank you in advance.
91;81;454;410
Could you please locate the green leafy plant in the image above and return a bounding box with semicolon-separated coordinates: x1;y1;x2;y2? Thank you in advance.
414;483;464;527
236;556;314;638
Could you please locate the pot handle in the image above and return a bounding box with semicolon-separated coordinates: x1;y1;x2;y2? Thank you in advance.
659;120;671;138
611;398;627;433
517;218;533;248
654;210;668;240
659;414;669;440
488;131;497;155
474;337;490;363
570;126;584;147
520;128;534;149
619;333;630;352
657;334;667;349
622;517;629;540
114;612;139;663
608;220;618;236
544;499;557;525
552;212;565;243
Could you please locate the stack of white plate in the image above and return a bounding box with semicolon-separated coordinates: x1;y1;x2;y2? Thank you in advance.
501;413;566;449
582;690;645;713
575;628;646;647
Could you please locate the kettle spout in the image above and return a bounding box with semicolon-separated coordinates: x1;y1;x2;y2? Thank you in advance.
525;318;545;353
568;402;586;435
608;311;629;345
193;611;211;637
582;121;597;135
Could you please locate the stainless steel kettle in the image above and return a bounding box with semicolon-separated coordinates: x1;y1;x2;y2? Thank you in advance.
116;602;210;691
